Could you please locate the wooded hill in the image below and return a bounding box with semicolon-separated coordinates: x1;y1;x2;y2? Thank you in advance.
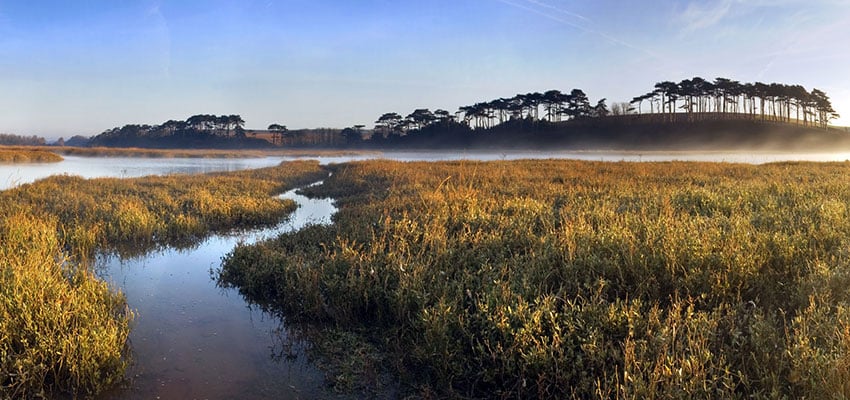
85;77;845;150
88;114;272;149
350;77;845;150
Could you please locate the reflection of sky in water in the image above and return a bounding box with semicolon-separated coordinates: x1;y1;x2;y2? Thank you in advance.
0;156;291;190
9;151;850;398
6;151;850;191
99;185;335;399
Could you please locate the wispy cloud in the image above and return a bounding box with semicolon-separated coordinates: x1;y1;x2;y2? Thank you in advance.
674;0;837;34
677;0;734;33
753;15;850;80
493;0;665;63
521;0;590;22
494;0;587;31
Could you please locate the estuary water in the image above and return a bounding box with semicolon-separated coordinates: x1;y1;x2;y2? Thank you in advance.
4;150;850;190
101;185;336;399
0;155;290;190
4;150;850;398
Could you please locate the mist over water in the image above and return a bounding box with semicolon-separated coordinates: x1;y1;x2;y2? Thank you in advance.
4;151;850;191
6;150;850;397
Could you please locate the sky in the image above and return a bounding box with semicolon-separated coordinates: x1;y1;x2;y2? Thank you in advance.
0;0;849;138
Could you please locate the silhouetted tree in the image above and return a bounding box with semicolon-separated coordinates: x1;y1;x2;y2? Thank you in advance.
375;112;403;136
564;89;591;120
406;109;436;130
268;123;288;145
591;99;609;118
544;90;565;121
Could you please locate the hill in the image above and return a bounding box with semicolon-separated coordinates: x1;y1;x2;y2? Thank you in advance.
353;115;850;152
88;114;273;149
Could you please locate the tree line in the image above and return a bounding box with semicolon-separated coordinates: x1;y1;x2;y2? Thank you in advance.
95;114;247;140
262;125;348;147
371;88;609;138
363;78;839;143
89;114;268;148
79;78;842;150
631;78;839;128
0;133;46;146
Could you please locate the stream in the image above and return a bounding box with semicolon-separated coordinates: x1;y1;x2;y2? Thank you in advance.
100;184;336;399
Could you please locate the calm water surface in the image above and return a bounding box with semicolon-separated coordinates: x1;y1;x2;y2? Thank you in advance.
6;151;850;398
0;155;290;190
100;185;336;399
5;150;850;190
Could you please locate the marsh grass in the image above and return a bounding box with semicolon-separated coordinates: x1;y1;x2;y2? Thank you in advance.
50;145;378;159
52;146;269;158
0;213;131;398
221;159;850;398
1;160;328;397
0;160;328;259
0;147;63;163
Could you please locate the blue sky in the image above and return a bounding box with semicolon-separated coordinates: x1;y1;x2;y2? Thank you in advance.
1;0;848;138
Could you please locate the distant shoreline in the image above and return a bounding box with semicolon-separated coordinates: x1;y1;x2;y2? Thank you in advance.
28;118;850;154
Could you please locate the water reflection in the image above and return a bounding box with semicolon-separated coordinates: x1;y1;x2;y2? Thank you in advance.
6;150;850;191
0;155;291;190
99;185;336;399
7;150;850;397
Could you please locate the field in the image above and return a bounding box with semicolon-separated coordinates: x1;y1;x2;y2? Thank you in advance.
0;160;327;397
49;146;373;159
219;159;850;398
8;156;850;398
0;147;63;163
0;144;378;161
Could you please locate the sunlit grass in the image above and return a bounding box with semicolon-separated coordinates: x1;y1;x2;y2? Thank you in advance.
0;147;63;163
0;213;131;397
53;146;269;158
0;160;328;397
221;159;850;398
50;145;379;159
1;160;328;259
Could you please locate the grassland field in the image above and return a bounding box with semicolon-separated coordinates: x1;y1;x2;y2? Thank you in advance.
47;146;374;159
221;159;850;399
0;144;378;160
0;147;63;163
6;156;850;398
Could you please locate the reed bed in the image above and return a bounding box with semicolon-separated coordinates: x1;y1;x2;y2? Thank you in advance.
52;146;269;159
0;160;327;259
0;147;63;163
221;159;850;398
51;146;379;159
0;213;131;397
1;160;327;397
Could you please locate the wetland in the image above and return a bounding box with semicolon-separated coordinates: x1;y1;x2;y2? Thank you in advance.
5;151;850;398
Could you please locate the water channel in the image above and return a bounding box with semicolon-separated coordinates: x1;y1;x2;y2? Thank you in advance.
5;150;850;397
100;185;336;399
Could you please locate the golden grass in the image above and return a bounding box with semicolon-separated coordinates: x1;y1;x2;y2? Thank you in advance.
220;159;850;398
0;147;63;163
0;213;131;397
1;160;328;259
52;146;269;158
0;160;329;397
50;145;379;159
